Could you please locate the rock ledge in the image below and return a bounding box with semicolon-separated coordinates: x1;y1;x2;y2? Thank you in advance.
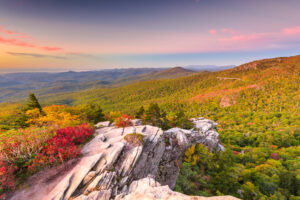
11;117;239;200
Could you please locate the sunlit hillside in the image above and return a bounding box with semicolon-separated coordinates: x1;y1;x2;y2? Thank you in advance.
39;55;299;114
0;55;299;199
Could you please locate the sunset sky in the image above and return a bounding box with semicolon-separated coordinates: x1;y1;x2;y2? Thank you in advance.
1;0;300;72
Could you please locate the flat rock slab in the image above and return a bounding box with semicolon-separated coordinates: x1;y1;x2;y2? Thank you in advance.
95;121;111;128
75;190;111;200
117;178;240;200
45;153;102;200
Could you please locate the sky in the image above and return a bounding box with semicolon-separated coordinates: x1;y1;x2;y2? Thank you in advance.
0;0;300;72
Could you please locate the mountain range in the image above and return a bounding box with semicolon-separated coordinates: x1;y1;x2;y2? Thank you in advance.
36;55;299;112
0;65;231;102
0;55;299;200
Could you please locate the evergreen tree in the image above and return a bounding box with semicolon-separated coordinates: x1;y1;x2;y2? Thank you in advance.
24;93;42;112
174;109;193;129
135;106;145;118
84;102;104;124
0;111;28;129
145;102;162;127
160;111;171;130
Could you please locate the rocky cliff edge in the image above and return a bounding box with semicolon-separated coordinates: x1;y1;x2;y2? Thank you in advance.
11;117;239;200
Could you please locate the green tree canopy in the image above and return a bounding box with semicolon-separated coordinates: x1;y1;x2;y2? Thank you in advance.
145;102;162;127
83;102;105;124
135;106;145;118
24;93;42;113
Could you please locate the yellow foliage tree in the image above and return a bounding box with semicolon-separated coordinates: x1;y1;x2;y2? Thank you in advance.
105;111;122;122
26;105;82;128
184;144;209;175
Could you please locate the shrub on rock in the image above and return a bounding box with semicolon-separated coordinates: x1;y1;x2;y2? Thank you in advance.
124;133;144;146
115;114;132;128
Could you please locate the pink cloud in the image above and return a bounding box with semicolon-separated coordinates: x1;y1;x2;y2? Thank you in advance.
282;26;300;35
209;29;217;35
0;26;22;36
4;30;17;35
219;33;267;43
0;36;36;48
40;46;63;51
0;25;64;52
217;25;300;46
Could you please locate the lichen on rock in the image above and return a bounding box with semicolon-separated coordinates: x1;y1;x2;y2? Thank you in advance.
123;133;144;147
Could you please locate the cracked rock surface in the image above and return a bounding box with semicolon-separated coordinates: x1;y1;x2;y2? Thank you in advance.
10;117;239;200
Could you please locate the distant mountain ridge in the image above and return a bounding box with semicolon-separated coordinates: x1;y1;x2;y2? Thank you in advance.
0;68;163;88
116;67;196;84
151;67;195;78
184;65;235;71
0;67;197;102
0;61;270;103
32;54;300;111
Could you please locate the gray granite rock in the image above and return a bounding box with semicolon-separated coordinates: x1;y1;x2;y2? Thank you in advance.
45;153;102;200
75;190;111;200
12;117;231;200
117;177;239;200
130;119;142;126
95;121;110;128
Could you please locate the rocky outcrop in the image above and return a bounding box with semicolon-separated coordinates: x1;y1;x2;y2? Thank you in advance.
117;177;238;200
11;117;239;200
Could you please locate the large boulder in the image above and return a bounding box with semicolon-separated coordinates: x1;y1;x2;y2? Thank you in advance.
11;118;237;200
95;121;111;128
116;177;238;200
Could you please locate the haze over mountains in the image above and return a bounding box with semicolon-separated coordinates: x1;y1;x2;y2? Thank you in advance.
184;65;235;72
36;55;299;111
0;65;233;102
1;54;298;109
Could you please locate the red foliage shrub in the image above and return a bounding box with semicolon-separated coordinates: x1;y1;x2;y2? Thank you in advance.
28;124;93;172
0;124;93;197
0;127;54;165
0;160;17;195
270;153;280;160
115;114;132;128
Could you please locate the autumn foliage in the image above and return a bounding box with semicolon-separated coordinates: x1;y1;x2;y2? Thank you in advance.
0;127;54;164
0;95;102;197
0;124;93;195
114;114;132;128
0;161;17;195
26;105;81;128
28;124;93;172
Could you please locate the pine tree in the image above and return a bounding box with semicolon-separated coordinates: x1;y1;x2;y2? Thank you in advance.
145;102;162;127
24;93;42;112
135;106;145;118
84;102;104;124
174;109;193;129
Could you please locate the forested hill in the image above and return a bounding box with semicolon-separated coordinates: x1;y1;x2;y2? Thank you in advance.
0;67;198;102
0;55;299;199
34;54;300;199
107;66;196;86
41;55;299;114
0;68;164;102
141;66;195;79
